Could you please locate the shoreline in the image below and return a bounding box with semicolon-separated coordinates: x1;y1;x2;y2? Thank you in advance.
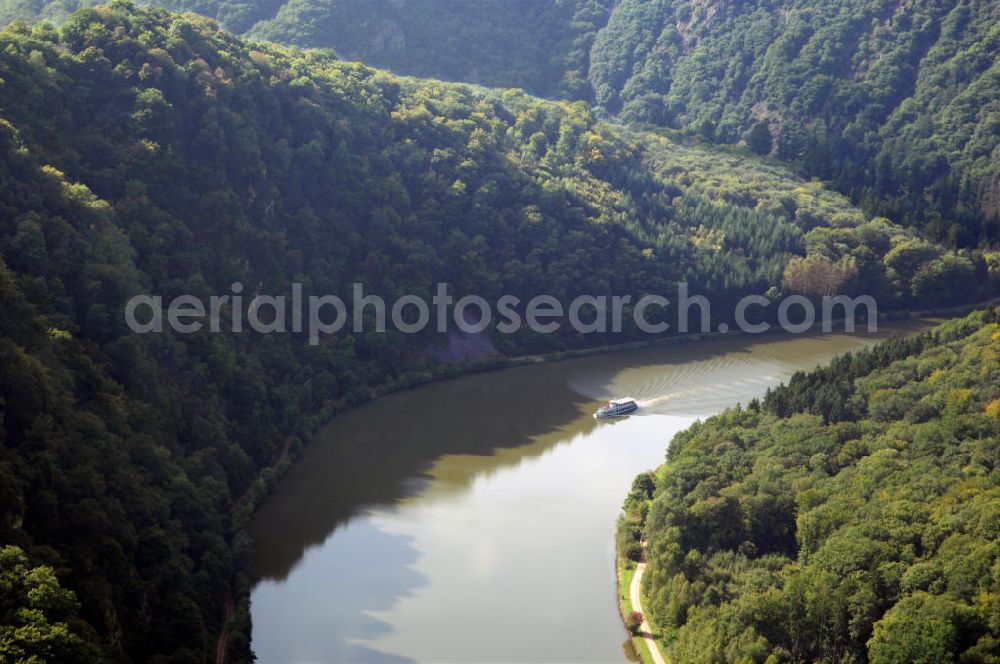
225;295;1000;661
629;557;668;664
510;293;1000;367
235;300;960;524
617;557;657;664
617;465;669;664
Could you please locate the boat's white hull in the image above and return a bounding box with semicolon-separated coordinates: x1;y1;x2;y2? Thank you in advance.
594;403;638;419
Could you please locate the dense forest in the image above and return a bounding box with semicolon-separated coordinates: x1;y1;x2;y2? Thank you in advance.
1;0;999;662
590;0;1000;249
0;0;615;97
619;308;1000;662
4;2;989;661
247;0;613;99
7;0;995;252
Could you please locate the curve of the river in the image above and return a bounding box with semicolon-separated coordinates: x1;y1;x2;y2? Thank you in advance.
249;321;936;663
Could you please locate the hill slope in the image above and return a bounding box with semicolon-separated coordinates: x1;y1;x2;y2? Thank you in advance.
590;0;1000;247
3;3;984;660
3;1;998;247
248;0;612;100
620;307;1000;662
0;0;614;98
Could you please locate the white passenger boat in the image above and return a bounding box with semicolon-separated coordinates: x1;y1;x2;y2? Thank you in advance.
594;397;638;419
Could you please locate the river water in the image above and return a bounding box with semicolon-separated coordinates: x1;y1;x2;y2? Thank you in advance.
249;321;934;663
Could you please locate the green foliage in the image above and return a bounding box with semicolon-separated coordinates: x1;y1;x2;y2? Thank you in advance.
868;593;978;664
630;308;1000;662
0;0;616;98
588;0;1000;247
746;121;772;157
0;2;993;661
0;4;975;661
3;0;999;249
250;0;615;100
0;545;94;663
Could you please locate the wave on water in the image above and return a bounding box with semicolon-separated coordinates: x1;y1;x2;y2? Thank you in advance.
566;336;867;417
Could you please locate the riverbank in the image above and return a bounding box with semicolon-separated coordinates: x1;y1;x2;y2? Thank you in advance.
246;292;1000;510
249;311;983;661
617;558;659;664
233;295;1000;661
629;558;668;664
517;293;1000;367
235;295;984;523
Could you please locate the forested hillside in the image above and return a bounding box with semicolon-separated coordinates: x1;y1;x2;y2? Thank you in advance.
620;308;1000;662
0;0;614;98
2;0;997;249
3;2;985;660
590;0;1000;250
247;0;612;99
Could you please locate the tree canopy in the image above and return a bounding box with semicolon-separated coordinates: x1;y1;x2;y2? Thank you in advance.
0;1;996;661
622;308;1000;662
4;0;999;246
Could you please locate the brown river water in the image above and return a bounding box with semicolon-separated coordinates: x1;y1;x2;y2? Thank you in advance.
249;320;936;663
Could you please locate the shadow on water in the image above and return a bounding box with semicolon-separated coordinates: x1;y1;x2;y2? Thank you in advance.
249;319;940;663
249;358;601;583
249;353;612;662
250;319;938;585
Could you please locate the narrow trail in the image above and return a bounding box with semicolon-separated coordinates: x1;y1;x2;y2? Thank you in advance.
629;559;668;664
216;594;234;664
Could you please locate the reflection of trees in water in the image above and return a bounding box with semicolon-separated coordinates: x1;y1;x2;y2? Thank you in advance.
249;359;595;583
622;638;641;662
250;319;936;584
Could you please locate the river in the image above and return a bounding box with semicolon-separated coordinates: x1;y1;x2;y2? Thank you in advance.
249;321;935;663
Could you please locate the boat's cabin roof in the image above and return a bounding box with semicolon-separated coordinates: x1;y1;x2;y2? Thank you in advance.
609;397;636;406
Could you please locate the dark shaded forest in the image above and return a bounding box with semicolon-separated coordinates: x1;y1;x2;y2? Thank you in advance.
589;0;1000;249
0;0;615;98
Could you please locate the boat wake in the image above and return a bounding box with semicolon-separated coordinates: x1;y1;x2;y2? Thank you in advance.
636;390;693;409
568;352;790;416
568;331;899;417
631;375;780;414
